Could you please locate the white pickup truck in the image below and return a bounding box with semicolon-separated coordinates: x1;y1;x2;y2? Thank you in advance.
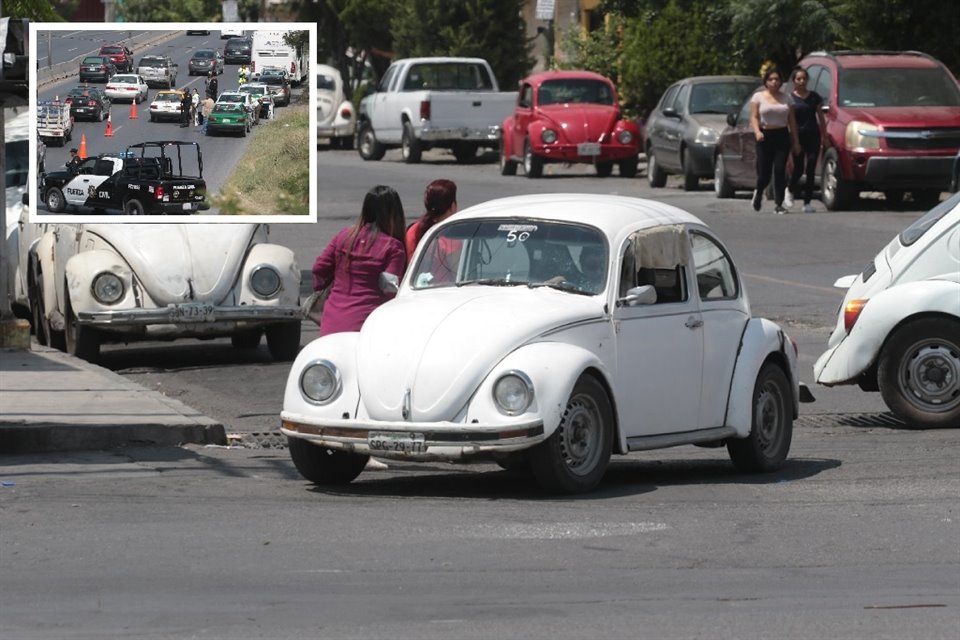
356;57;516;164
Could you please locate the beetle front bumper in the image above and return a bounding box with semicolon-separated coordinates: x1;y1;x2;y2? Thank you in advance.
78;303;302;326
280;413;545;461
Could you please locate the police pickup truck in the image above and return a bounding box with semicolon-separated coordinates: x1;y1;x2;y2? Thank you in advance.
40;141;207;215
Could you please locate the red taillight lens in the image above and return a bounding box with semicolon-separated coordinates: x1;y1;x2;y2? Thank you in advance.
420;100;430;121
340;106;352;119
155;185;165;200
87;100;96;106
290;62;295;75
843;299;868;332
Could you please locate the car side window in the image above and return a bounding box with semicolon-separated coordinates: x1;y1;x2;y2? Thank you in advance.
690;232;738;300
672;84;690;115
95;159;115;176
378;66;397;93
811;66;832;105
618;240;688;304
518;84;533;108
660;85;679;112
78;158;98;175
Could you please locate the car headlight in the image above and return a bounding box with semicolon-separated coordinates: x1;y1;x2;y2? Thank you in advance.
617;130;633;145
91;272;124;304
845;121;880;150
541;128;557;144
694;126;719;145
300;360;341;404
250;265;282;298
493;371;534;416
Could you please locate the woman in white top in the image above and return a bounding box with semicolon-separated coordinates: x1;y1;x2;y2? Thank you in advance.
750;68;801;213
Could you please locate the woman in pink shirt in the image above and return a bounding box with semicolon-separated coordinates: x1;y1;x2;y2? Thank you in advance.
312;185;407;336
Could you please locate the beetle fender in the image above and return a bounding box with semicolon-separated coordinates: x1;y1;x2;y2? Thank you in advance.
725;318;799;437
64;249;136;314
466;341;613;441
816;279;960;385
240;243;300;306
282;332;362;420
34;230;63;331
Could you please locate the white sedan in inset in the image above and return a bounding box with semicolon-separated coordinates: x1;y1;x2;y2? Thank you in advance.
104;73;149;103
281;193;812;494
814;192;960;428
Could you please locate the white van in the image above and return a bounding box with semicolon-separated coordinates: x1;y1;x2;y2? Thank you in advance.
250;30;307;85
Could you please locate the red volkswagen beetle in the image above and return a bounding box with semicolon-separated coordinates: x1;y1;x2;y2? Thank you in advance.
500;70;642;178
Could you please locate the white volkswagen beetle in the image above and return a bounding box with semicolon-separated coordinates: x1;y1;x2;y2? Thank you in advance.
281;194;809;493
29;223;303;363
814;192;960;428
316;65;355;149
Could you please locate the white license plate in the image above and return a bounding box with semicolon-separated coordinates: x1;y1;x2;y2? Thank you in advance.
170;303;215;322
182;202;193;210
368;432;428;454
577;142;601;156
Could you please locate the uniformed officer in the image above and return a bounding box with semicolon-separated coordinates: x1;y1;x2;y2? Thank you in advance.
66;148;82;172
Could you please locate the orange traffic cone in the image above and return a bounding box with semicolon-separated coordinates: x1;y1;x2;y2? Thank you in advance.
130;100;138;120
78;134;88;159
105;111;113;137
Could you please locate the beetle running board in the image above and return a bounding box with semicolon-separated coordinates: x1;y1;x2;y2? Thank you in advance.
626;426;737;452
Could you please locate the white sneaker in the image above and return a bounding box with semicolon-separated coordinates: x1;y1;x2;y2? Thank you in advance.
783;189;795;208
802;204;815;213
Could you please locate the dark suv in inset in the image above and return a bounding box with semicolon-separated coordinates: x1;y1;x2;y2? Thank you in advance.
223;37;253;65
799;51;960;210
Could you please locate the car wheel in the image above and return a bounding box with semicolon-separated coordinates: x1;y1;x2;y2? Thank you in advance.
45;187;67;213
452;142;478;164
877;317;960;429
357;121;385;161
100;108;107;122
64;291;100;363
528;375;613;494
911;189;942;209
149;113;156;122
231;329;262;349
727;363;793;472
821;149;854;211
682;148;699;191
619;156;639;178
595;161;613;177
401;122;422;164
287;436;369;485
339;134;354;151
647;148;667;187
714;154;734;198
499;136;518;176
266;322;301;361
523;138;543;178
123;199;145;215
883;189;905;206
494;451;530;472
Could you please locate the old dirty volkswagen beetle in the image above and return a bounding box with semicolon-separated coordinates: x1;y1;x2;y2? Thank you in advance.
814;191;960;428
281;194;807;494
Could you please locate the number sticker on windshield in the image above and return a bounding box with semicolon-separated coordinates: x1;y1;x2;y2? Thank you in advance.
498;224;537;244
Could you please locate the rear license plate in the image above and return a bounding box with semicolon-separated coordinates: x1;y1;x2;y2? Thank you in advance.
577;142;601;156
182;202;194;211
368;432;428;454
170;303;215;322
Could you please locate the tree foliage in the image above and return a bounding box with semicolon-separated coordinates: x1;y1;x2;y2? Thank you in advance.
391;0;532;90
118;0;221;22
4;0;63;20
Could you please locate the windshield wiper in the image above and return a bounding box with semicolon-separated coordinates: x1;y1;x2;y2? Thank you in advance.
527;281;592;295
456;278;524;287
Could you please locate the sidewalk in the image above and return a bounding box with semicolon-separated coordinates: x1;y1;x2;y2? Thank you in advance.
0;345;224;454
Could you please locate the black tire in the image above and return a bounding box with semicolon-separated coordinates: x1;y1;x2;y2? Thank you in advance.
266;322;301;361
287;437;368;485
64;291;100;363
877;317;960;429
595;161;613;177
400;122;422;164
647;148;667;187
883;189;905;206
499;138;518;176
231;329;261;349
528;375;613;494
822;149;854;211
124;199;145;215
45;187;67;213
494;451;530;472
911;189;942;210
727;363;793;472
714;154;734;198
339;134;354;151
619;156;639;178
452;142;478;164
523;138;543;178
149;113;156;122
28;260;49;346
682;148;699;191
357;121;385;161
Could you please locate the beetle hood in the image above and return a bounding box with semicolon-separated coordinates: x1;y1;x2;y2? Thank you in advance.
85;224;258;304
357;287;602;421
540;104;620;143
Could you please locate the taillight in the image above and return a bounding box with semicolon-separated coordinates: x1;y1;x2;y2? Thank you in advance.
250;61;255;72
290;62;295;75
843;299;868;332
155;185;165;200
87;100;96;106
340;106;352;119
420;100;430;121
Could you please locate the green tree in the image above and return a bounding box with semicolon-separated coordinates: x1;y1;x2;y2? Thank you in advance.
557;13;625;83
118;0;220;22
4;0;63;20
391;0;532;90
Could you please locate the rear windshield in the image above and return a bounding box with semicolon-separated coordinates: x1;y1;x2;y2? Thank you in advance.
318;74;336;91
402;62;495;91
82;56;105;64
193;50;216;59
138;58;165;67
100;46;123;54
839;67;960;107
154;93;180;102
261;76;285;86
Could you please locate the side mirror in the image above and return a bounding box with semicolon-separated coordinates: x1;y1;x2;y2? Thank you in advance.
22;192;29;205
379;272;400;294
662;106;680;119
618;284;657;307
726;112;737;127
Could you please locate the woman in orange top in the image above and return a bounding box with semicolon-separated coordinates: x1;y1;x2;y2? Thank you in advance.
405;179;461;284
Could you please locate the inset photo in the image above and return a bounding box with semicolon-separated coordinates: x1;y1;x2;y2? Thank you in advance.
29;22;317;222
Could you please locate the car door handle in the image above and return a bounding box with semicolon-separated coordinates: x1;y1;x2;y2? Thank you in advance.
685;316;703;329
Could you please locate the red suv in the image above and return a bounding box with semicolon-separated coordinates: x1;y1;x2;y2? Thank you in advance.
98;43;134;73
799;51;960;210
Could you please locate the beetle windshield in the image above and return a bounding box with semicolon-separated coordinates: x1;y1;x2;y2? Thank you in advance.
899;191;960;246
411;219;607;295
